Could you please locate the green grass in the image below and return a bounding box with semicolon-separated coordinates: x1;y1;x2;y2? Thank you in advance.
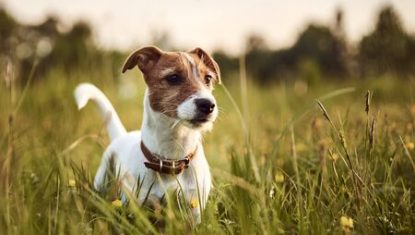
1;66;415;234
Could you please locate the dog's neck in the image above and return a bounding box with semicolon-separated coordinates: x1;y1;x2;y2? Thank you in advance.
140;89;201;160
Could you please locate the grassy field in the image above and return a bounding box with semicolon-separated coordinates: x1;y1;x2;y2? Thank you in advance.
1;66;415;234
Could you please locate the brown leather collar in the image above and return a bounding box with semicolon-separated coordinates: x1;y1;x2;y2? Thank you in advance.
140;141;196;175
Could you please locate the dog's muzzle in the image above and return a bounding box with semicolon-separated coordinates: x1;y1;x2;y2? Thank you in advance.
191;98;215;124
177;91;218;128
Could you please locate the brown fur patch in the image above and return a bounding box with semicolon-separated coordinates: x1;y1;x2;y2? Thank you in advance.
123;47;220;119
145;52;215;118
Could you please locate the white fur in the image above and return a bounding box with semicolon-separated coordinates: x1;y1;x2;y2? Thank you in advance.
159;67;176;77
74;84;212;223
184;53;199;79
182;52;203;83
74;83;126;140
177;89;218;132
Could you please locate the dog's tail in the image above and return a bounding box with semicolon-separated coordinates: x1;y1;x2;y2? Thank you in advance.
74;83;127;141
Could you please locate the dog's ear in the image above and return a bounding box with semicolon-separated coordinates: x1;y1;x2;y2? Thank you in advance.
122;46;163;74
189;47;221;84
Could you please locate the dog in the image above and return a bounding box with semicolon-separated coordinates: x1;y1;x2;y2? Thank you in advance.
74;46;220;224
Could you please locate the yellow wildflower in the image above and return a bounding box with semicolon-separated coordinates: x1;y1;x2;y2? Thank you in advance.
68;179;76;187
312;118;323;130
340;216;354;232
274;172;285;183
190;198;199;209
112;199;123;207
405;142;414;151
329;153;339;162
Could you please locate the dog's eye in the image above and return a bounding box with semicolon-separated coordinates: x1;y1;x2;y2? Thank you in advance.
204;75;213;85
165;74;182;85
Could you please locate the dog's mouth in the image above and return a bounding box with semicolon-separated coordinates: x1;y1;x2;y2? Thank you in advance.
176;98;217;130
186;116;214;129
190;117;209;124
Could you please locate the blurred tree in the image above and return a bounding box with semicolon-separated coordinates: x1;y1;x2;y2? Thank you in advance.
18;20;99;84
0;7;105;85
242;23;350;84
18;16;59;82
48;21;94;69
31;17;60;38
245;34;275;82
291;24;349;79
245;34;268;52
358;6;415;76
2;5;415;86
212;50;239;80
0;7;18;53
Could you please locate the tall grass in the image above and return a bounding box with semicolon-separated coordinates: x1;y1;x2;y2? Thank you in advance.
0;62;415;234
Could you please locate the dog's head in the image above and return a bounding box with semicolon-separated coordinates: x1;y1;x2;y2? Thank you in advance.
122;46;220;130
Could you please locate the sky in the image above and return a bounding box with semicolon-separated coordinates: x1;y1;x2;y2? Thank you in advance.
2;0;415;55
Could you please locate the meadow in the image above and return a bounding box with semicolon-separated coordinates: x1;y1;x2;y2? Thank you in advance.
1;65;415;234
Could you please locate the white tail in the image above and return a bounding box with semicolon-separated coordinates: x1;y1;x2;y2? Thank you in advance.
74;83;127;141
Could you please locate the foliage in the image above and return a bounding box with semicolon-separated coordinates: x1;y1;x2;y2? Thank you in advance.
2;5;415;86
0;8;124;85
358;6;415;76
215;6;415;83
243;24;349;84
0;65;415;233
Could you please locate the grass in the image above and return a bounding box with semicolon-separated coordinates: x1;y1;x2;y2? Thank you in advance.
1;63;415;234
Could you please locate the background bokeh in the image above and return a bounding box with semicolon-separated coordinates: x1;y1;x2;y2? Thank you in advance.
1;1;415;85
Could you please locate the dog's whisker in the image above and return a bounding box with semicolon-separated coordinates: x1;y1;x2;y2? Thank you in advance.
171;119;181;129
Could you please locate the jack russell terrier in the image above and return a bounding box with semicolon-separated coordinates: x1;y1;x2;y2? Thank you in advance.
74;46;220;223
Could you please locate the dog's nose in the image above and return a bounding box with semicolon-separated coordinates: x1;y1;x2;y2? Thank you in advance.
195;98;215;114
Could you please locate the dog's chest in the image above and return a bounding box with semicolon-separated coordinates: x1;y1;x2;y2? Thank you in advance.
144;172;194;199
106;131;210;205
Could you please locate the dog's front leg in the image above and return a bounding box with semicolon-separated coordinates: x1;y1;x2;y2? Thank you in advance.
181;189;203;224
